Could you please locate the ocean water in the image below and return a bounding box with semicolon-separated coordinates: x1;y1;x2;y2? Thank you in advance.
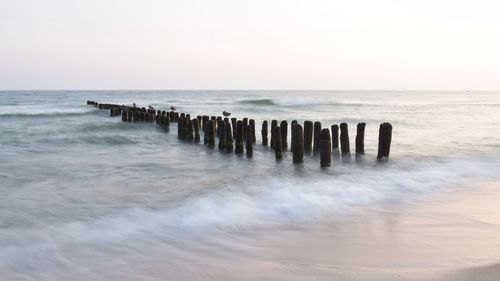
1;90;500;280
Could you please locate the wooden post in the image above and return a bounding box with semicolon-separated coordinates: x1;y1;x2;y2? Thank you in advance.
242;118;248;141
202;115;209;131
356;122;366;154
178;118;183;138
270;120;278;149
313;121;322;151
186;119;194;141
249;119;256;143
216;116;222;136
128;110;133;122
304;121;313;152
246;125;253;157
225;122;234;153
235;120;244;154
122;110;128;122
273;126;283;160
174;112;179;121
197;116;202;130
340;123;350;156
332;124;339;155
280;120;288;150
320;128;332;167
193;119;200;142
262;120;268;146
231;118;237;138
218;120;226;150
207;120;216;147
377;123;392;160
292;124;304;163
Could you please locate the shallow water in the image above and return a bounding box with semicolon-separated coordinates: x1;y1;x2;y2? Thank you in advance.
1;91;500;280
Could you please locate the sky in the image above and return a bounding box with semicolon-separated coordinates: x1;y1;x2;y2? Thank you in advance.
0;0;499;90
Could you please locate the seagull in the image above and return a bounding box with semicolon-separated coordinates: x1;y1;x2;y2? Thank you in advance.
170;105;177;111
222;110;231;117
148;105;154;110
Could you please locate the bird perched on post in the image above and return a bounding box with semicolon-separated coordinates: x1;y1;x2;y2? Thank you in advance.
170;105;176;111
223;110;231;117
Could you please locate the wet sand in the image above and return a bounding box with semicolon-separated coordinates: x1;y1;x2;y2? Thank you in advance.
198;179;500;281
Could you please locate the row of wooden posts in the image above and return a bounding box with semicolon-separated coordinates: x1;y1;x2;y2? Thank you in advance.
87;101;392;167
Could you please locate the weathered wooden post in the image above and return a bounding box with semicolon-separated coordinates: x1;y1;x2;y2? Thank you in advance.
164;112;170;127
246;125;253;158
207;120;216;147
202;115;209;131
313;121;322;151
128;110;133;122
193;119;200;142
331;125;339;155
280;120;288;150
262;120;268;146
225;122;234;153
216;116;222;136
249;119;256;143
174;112;179;121
273;126;283;160
340;123;350;156
197;116;202;129
180;113;185;119
270;120;278;149
218;120;226;150
377;123;392;160
122;110;128;122
292;124;304;163
290;121;297;153
356;122;366;155
186;119;194;141
235;121;244;154
242;118;248;140
320;128;332;167
178;118;183;138
231;118;237;138
304;121;313;152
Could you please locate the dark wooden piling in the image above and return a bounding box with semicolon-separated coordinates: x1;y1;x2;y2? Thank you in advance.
262;120;268;146
273;126;283;160
193;119;200;142
174;112;179;121
231;118;237;138
304;121;313;152
177;118;183;138
128;110;133;122
197;116;202;129
270;120;278;149
355;122;366;154
186;119;194;141
313;121;322;151
340;123;350;156
292;124;304;163
180;113;185;119
218;120;226;150
249;119;256;143
225;122;234;153
202;115;209;130
235;120;244;154
216;116;222;136
377;123;392;160
207;120;216;147
320;129;332;167
122;110;128;122
331;125;339;154
280;120;288;150
242;118;248;140
245;125;253;158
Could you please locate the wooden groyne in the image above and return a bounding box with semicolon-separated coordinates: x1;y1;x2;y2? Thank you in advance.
87;100;393;167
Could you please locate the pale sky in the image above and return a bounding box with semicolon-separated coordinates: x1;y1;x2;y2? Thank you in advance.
0;0;499;90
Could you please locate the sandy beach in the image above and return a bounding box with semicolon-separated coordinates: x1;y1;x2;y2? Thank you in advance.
189;179;500;281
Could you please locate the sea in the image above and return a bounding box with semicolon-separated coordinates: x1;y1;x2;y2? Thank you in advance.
1;90;499;280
